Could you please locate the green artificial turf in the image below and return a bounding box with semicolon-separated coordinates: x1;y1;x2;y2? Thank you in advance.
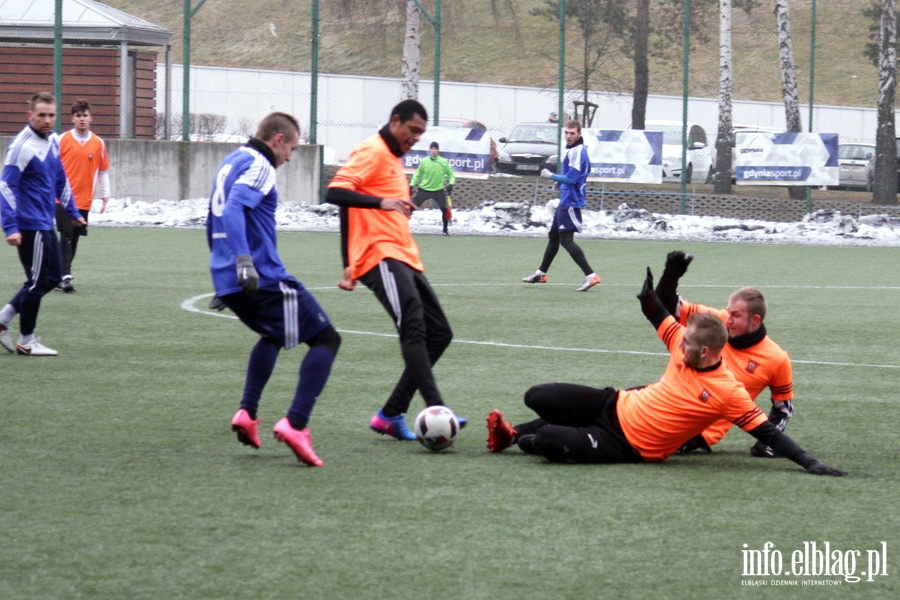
0;228;896;599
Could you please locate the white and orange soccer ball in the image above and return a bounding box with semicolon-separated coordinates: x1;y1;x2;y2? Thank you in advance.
413;406;460;452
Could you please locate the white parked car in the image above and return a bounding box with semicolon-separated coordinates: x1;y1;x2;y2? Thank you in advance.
644;119;714;183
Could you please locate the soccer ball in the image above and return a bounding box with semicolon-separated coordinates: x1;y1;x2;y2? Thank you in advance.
413;406;460;452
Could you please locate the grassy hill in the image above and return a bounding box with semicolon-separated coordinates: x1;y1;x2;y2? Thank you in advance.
103;0;880;108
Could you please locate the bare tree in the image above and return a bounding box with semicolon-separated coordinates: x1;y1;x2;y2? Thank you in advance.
631;0;649;130
774;0;805;200
873;0;898;204
190;113;227;141
714;0;734;193
532;0;630;118
401;1;422;100
639;0;756;135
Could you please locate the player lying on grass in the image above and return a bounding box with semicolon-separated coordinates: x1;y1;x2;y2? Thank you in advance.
485;267;846;476
654;251;794;457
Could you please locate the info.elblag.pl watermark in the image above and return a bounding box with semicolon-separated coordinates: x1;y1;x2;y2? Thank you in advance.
741;541;889;586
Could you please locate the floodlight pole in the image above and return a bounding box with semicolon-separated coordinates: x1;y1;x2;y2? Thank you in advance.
680;0;690;212
312;0;324;203
558;0;566;172
310;0;319;144
806;0;816;214
54;0;63;132
182;0;208;141
412;0;441;124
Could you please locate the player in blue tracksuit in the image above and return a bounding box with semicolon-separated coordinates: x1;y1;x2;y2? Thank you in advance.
522;120;601;292
0;92;86;356
206;112;340;467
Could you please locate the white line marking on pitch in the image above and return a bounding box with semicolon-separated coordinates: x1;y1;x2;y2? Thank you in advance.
427;283;900;291
182;293;900;370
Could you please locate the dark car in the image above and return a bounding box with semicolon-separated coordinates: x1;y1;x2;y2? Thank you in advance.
495;122;561;175
437;117;498;166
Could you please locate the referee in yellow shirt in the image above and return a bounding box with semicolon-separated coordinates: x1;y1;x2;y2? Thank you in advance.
410;141;455;235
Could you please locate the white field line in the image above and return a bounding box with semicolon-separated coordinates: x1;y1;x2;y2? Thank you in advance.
427;283;900;291
181;292;900;370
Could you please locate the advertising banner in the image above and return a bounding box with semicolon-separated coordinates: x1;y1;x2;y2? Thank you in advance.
583;129;663;184
404;126;492;179
735;132;839;186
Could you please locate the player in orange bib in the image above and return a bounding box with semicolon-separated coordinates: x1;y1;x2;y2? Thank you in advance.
653;251;794;457
326;99;464;442
55;99;110;293
485;267;845;476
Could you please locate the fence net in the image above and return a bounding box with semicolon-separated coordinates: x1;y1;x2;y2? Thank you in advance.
111;0;886;208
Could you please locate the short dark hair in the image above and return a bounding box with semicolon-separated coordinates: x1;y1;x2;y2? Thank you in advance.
391;99;428;124
71;99;91;115
686;312;728;353
565;119;582;132
30;91;56;110
429;141;439;150
255;112;300;143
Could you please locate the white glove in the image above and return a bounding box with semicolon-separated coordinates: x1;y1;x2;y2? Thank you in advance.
540;168;553;179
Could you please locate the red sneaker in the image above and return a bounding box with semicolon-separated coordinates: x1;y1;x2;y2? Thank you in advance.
231;409;263;449
486;409;517;453
273;418;323;467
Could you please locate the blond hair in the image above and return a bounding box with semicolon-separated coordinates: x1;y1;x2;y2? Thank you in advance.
729;286;767;322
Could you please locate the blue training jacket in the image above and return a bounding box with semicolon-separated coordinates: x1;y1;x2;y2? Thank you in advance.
1;125;77;235
206;143;290;296
551;140;590;209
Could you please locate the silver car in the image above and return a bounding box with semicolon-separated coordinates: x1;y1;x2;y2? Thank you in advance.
644;120;714;183
837;143;874;190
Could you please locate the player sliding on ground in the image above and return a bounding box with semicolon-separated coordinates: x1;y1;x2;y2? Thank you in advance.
654;251;795;457
486;266;846;476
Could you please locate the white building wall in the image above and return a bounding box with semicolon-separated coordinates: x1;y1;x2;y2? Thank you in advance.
160;64;881;162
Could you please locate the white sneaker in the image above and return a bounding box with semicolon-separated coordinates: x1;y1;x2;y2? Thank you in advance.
522;271;548;284
575;274;601;292
16;338;59;356
0;324;13;353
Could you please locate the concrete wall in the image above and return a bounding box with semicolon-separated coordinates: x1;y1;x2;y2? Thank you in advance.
0;136;322;205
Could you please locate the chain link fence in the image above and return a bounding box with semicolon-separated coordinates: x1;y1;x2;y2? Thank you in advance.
150;0;889;213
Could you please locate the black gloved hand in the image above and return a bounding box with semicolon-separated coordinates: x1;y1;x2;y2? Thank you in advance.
656;251;693;315
674;434;712;455
806;461;848;477
209;296;228;312
663;250;693;278
637;267;654;300
637;267;667;323
236;254;259;293
446;184;453;195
